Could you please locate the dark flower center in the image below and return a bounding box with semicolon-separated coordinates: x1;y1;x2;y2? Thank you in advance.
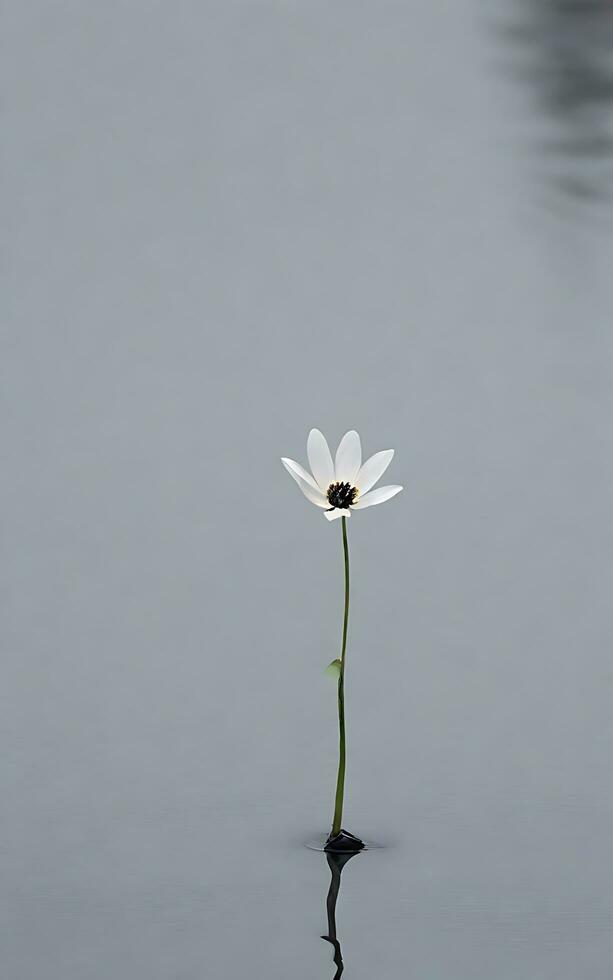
326;481;358;509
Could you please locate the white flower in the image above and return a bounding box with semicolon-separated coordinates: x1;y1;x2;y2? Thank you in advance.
282;429;403;521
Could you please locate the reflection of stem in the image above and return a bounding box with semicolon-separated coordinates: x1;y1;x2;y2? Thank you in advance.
331;516;350;837
321;851;356;980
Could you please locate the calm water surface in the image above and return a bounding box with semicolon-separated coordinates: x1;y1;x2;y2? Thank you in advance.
3;2;613;978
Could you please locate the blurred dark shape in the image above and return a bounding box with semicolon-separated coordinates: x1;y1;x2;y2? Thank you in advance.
325;828;365;852
501;0;613;203
321;850;359;979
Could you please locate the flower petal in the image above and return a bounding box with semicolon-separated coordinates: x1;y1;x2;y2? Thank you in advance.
281;458;328;507
307;429;335;491
351;485;403;509
324;508;351;521
335;430;361;484
280;456;321;493
355;449;394;495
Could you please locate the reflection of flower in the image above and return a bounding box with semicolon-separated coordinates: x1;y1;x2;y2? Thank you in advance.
282;429;402;521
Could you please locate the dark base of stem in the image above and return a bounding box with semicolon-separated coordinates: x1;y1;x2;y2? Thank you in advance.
324;829;365;852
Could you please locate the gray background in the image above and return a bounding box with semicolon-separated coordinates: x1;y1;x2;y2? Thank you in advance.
3;2;613;978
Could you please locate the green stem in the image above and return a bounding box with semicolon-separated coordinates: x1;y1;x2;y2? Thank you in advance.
331;515;350;837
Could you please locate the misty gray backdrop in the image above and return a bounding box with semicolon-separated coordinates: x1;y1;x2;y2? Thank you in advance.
3;2;613;978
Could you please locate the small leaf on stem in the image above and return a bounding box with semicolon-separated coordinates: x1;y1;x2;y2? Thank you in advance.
325;658;342;678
